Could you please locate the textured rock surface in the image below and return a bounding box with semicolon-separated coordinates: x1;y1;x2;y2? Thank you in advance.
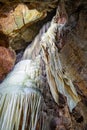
0;47;16;80
0;1;57;50
0;3;46;50
59;1;87;129
0;4;46;35
60;3;87;98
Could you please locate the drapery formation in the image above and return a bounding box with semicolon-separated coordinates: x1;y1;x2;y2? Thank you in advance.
41;19;80;112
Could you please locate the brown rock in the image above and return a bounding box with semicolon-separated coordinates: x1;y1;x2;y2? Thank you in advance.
0;0;57;3
0;3;46;35
0;47;16;80
0;32;9;47
0;3;46;50
60;34;87;97
0;1;57;50
58;2;87;129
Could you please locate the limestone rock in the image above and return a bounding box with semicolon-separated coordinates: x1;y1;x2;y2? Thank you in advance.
60;7;87;97
58;2;87;129
0;1;58;50
0;47;16;80
0;4;46;35
0;3;46;50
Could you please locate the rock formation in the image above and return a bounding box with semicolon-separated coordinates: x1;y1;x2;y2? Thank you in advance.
0;1;58;50
0;47;16;81
0;0;87;130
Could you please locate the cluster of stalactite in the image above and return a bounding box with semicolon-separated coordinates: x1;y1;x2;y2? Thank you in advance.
0;56;42;130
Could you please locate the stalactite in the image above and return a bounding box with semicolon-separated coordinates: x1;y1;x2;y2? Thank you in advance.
0;56;42;130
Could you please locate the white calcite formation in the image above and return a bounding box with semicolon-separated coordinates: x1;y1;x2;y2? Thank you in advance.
0;56;42;130
41;19;80;112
